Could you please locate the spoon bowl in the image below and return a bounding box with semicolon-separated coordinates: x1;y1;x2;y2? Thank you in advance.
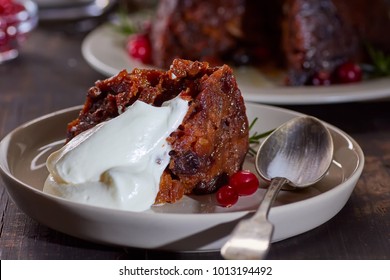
221;116;334;260
256;116;334;187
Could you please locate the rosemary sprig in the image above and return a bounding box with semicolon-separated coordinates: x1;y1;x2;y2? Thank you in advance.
111;8;138;36
110;3;153;37
248;117;274;156
364;44;390;77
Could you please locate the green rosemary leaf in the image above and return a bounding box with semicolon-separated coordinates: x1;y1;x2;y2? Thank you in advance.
248;117;258;131
111;3;153;37
365;44;390;77
247;118;274;157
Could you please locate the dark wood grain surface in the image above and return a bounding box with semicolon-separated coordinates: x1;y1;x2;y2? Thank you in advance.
1;22;390;260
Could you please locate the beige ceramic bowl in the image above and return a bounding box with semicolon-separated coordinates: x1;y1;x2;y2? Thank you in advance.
0;103;364;251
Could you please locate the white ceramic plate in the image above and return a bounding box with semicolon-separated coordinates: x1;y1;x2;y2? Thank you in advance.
0;103;364;251
36;0;117;21
82;24;390;105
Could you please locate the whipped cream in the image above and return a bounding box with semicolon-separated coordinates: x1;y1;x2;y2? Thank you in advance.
43;96;189;211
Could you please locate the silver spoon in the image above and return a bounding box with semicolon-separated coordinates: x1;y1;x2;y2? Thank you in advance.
221;116;334;260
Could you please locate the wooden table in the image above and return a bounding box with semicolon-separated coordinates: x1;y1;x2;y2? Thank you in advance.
1;23;390;260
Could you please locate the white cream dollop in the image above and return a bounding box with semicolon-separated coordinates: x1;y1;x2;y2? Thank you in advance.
43;96;189;212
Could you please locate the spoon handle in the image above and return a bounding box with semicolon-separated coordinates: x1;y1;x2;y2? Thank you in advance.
220;177;288;260
252;177;288;222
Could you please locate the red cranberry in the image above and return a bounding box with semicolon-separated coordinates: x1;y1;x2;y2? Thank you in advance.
0;20;12;50
335;62;362;84
229;170;259;196
0;0;25;16
0;0;26;53
310;71;332;86
126;34;151;64
216;185;239;207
